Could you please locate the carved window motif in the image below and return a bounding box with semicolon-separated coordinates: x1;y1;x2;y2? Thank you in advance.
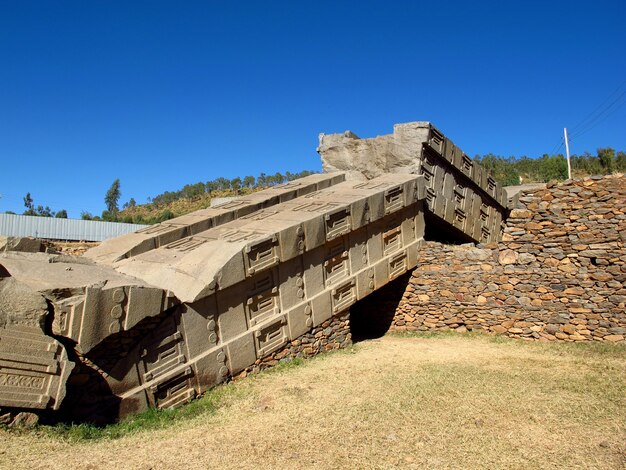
164;237;207;252
251;272;274;293
461;154;473;174
480;204;490;222
325;208;351;240
389;251;407;279
353;181;390;190
454;208;467;227
481;226;491;242
422;167;434;186
246;287;279;326
273;181;302;190
383;224;402;256
240;209;277;221
324;238;349;286
255;317;287;357
150;368;195;410
384;186;404;214
454;185;466;205
292;201;338;212
426;188;436;205
212;200;249;210
303;190;322;199
136;223;182;235
220;229;262;243
428;127;444;153
421;151;438;179
487;177;497;193
424;152;437;169
332;280;356;313
245;236;279;275
140;318;185;384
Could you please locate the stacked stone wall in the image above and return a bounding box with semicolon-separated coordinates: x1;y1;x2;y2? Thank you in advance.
392;175;626;342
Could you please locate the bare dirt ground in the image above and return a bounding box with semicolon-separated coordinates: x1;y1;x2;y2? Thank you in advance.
44;240;99;256
1;334;624;470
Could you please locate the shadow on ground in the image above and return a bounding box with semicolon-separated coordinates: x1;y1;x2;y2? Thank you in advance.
349;272;411;342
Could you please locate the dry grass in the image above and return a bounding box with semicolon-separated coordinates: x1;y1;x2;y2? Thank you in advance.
1;333;624;470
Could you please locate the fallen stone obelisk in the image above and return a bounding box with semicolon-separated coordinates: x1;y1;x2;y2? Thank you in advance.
0;122;509;423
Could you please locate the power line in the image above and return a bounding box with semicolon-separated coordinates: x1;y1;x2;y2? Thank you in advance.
569;90;626;137
557;79;626;159
568;79;626;135
569;91;626;140
549;137;564;156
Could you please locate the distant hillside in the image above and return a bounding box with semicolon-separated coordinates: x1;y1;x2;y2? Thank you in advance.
115;170;316;225
116;150;626;225
11;150;623;224
474;148;625;186
118;187;257;224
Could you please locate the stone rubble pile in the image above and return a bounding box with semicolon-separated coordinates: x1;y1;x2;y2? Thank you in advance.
393;174;626;342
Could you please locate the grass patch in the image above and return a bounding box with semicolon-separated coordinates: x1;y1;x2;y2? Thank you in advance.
2;334;624;469
37;351;347;442
40;381;244;442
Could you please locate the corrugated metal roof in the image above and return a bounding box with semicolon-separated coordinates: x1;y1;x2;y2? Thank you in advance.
0;213;148;241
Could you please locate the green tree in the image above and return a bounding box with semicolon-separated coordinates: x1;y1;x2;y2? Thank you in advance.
295;170;315;179
257;173;268;187
123;198;137;209
181;182;206;199
597;147;615;174
104;179;122;219
538;155;568;182
273;172;285;185
230;177;242;193
101;210;116;221
55;209;68;218
205;180;219;192
243;175;255;188
156;209;175;222
615;151;626;171
214;177;231;191
23;192;35;215
502;168;521;186
22;193;55;217
35;205;54;217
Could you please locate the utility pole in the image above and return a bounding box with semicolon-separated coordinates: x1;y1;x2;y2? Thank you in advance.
564;127;572;179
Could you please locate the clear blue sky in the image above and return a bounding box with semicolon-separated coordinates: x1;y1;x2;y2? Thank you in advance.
1;0;625;218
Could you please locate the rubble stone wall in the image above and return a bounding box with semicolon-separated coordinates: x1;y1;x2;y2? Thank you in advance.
392;175;626;343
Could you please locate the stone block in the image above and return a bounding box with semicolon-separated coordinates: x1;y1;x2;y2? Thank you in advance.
0;237;45;253
0;325;73;410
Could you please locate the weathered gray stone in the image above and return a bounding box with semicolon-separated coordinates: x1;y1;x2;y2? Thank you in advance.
317;121;509;244
0;325;74;410
0;411;12;425
0;275;49;329
0;237;44;254
518;253;536;265
9;411;39;428
2;125;622;428
498;249;519;265
0;169;431;422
